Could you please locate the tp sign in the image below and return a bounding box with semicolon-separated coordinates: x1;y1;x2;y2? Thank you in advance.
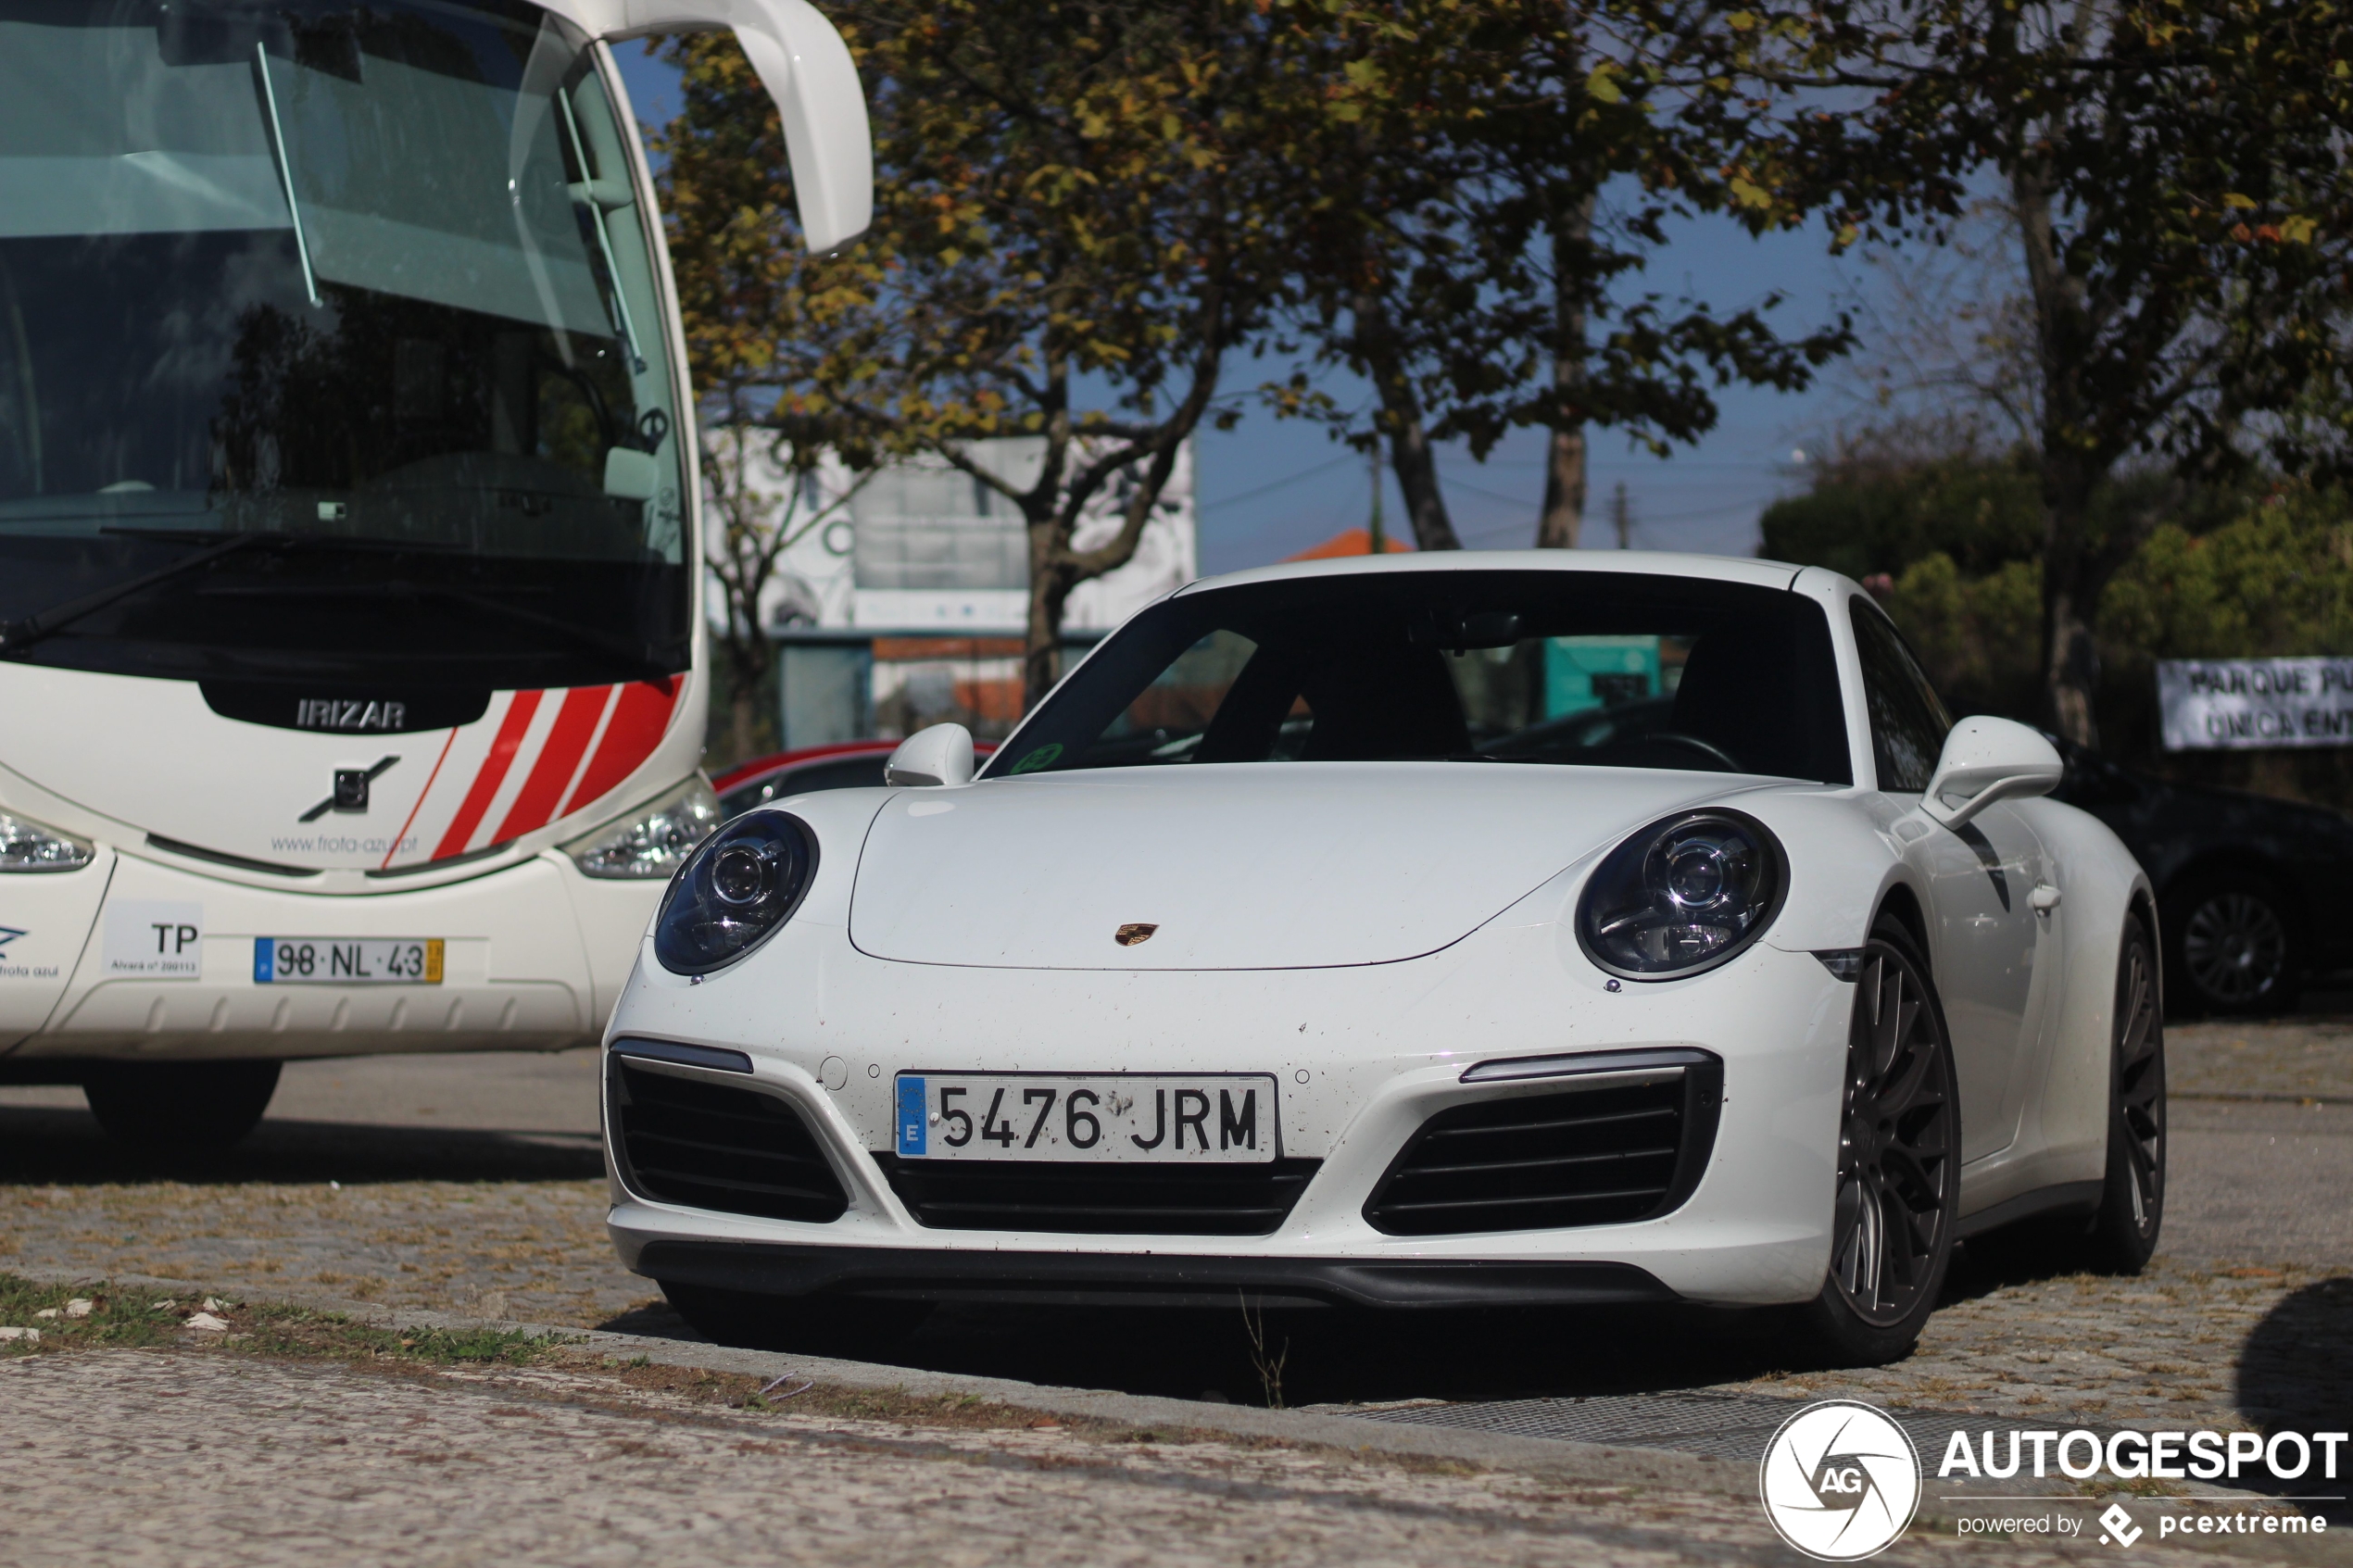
2158;658;2353;751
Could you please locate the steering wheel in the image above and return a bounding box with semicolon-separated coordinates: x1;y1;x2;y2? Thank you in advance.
1640;731;1743;771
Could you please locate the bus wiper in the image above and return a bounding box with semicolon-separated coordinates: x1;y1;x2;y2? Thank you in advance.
255;44;321;307
0;531;293;657
206;578;678;682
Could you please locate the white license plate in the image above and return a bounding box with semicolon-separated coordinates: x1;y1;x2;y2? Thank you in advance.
254;937;444;985
894;1073;1277;1163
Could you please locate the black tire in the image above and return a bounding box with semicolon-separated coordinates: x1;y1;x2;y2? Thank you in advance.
661;1281;931;1356
2085;920;2167;1273
82;1060;282;1149
2163;873;2299;1016
1794;929;1960;1368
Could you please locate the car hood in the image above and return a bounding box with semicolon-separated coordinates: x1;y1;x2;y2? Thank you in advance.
847;763;1759;970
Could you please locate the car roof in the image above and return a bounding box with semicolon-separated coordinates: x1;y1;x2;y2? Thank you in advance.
1179;548;1811;596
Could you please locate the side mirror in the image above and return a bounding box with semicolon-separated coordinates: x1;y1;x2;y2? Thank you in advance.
597;0;873;252
886;722;975;788
1920;717;2063;831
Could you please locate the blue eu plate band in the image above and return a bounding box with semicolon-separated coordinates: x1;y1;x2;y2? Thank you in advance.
896;1075;926;1157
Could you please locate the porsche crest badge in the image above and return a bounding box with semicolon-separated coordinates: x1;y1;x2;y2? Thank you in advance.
1114;923;1159;947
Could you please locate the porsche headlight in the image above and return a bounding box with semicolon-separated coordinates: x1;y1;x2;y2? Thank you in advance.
1576;810;1785;980
0;810;94;872
652;810;818;975
564;776;720;879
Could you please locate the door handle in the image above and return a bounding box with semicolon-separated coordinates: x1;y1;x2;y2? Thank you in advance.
2030;884;2061;914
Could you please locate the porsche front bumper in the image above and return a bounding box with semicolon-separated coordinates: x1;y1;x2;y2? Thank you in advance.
601;917;1856;1309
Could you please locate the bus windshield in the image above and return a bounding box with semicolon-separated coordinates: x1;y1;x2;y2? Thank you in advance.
0;0;687;687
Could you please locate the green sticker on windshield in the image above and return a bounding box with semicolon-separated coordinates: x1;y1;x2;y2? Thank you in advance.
1010;743;1063;774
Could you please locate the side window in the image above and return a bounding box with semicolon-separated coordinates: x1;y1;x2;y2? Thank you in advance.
1849;600;1955;793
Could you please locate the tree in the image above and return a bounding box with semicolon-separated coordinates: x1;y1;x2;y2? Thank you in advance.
1736;0;2353;745
663;3;1293;708
652;32;890;759
1261;0;1852;549
698;425;869;765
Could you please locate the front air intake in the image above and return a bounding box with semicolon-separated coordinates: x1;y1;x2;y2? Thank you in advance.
873;1154;1320;1236
609;1060;849;1223
1364;1059;1721;1236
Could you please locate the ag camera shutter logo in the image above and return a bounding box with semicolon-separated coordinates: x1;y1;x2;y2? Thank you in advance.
1759;1400;1922;1560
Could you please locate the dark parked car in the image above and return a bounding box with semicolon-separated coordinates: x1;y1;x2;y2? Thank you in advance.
2050;740;2353;1015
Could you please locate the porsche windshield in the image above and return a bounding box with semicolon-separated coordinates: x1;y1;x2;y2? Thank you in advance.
988;571;1854;784
0;0;686;685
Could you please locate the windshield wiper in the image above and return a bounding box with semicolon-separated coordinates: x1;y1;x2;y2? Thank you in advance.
0;532;294;657
199;578;678;682
255;44;321;307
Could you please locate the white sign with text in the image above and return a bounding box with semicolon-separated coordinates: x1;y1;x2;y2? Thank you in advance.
102;900;205;979
2158;658;2353;750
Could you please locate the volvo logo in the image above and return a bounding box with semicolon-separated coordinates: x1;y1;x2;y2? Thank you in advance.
1114;923;1158;947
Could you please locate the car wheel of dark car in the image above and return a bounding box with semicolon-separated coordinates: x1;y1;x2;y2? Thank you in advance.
2165;874;2299;1016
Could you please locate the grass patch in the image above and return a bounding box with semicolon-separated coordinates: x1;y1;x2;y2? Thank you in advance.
0;1272;562;1367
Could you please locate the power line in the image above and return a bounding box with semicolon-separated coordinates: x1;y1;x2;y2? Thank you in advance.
1196;452;1357;510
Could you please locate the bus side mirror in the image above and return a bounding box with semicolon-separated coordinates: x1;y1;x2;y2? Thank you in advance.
595;0;873;253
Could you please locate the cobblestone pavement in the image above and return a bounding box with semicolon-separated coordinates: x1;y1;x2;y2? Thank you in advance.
1;1022;2349;1435
0;1348;2320;1568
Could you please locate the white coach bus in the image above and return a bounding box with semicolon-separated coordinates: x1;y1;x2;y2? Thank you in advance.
0;0;869;1143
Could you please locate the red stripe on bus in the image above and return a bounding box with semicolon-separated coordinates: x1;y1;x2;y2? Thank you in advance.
382;725;461;871
432;690;543;860
560;676;681;818
494;684;613;841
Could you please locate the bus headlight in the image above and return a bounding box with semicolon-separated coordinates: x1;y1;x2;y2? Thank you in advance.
563;776;720;879
0;810;94;872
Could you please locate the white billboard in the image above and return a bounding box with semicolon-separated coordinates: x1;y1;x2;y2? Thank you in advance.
2158;657;2353;750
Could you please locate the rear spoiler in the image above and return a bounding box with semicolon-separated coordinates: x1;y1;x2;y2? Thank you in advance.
584;0;873;253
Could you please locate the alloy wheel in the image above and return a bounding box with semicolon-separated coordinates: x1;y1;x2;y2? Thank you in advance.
1831;948;1957;1327
2114;935;2167;1236
2181;891;2289;1006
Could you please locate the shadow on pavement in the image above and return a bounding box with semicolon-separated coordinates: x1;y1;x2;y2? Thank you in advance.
598;1289;1838;1409
2236;1277;2353;1522
0;1105;602;1186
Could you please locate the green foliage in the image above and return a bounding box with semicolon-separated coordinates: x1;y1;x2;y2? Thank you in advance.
1761;453;2042;582
659;1;1295;700
1884;553;2044;722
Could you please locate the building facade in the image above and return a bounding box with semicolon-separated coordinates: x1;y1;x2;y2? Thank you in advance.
713;436;1197;748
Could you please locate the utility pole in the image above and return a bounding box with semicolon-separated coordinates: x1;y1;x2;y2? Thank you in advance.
1366;445;1387;558
1611;482;1631;550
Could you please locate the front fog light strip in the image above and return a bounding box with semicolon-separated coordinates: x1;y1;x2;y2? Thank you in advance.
1459;1046;1718;1085
611;1037;754;1074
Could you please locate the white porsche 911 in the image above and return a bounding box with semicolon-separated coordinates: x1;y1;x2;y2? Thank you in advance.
602;553;2166;1366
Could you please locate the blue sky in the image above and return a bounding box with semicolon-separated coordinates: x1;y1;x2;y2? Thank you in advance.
611;47;1877;575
